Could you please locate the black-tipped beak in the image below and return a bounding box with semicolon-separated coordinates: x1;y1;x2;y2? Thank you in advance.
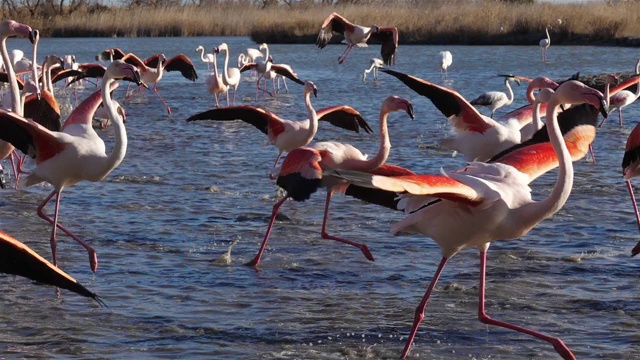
28;30;36;44
515;79;521;86
214;47;220;54
406;103;415;119
599;96;609;118
0;168;4;189
632;241;640;257
313;88;317;98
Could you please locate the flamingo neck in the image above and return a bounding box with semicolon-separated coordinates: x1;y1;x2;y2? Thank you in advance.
505;79;515;105
532;102;543;133
221;48;232;84
352;107;391;172
212;53;220;78
528;97;573;222
237;53;246;68
303;90;318;143
45;61;55;94
198;48;206;62
604;81;611;107
545;27;551;43
635;59;640;75
1;35;22;115
31;36;38;91
101;77;127;176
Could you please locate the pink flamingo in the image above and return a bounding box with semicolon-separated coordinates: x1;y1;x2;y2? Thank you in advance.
0;60;143;273
247;95;414;266
186;81;374;178
0;230;103;304
123;53;197;115
600;66;640;127
327;80;607;359
316;12;399;65
622;123;640;256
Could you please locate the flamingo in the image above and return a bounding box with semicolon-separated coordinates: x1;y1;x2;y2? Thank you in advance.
247;96;414;266
237;48;264;77
622;123;640;256
205;47;227;108
195;45;214;71
0;20;35;188
0;230;104;304
600;59;640;127
439;50;452;79
362;58;383;82
186;81;373;177
540;26;551;62
216;43;241;105
239;49;304;98
95;47;126;62
316;12;399;65
24;54;64;132
123;52;197;115
0;60;143;273
327;80;607;359
470;75;521;118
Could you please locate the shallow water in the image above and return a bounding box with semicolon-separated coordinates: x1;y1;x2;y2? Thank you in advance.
1;37;640;359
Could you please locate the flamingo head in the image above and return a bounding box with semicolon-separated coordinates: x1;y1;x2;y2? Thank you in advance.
30;29;39;45
605;74;619;85
304;81;317;98
267;55;274;64
534;88;554;105
195;45;204;52
23;79;40;100
218;43;229;52
259;43;268;51
383;96;414;119
159;53;167;65
371;25;380;33
46;54;64;69
526;76;559;103
108;60;145;88
555;80;608;118
499;74;521;86
213;47;220;55
0;20;33;42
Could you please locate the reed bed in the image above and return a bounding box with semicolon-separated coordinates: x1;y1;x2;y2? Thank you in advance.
9;1;640;45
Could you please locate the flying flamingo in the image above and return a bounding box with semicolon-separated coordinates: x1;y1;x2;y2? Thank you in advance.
600;60;640;127
622;123;640;256
216;43;241;105
247;95;414;266
362;58;383;82
439;50;452;79
539;26;551;62
0;60;143;273
470;75;521;118
316;12;399;65
327;80;607;359
123;52;197;115
186;81;373;177
0;230;103;304
195;45;214;71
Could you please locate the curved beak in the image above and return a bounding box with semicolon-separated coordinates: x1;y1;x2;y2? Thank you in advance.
313;88;317;98
598;95;609;118
28;29;36;44
406;103;415;119
0;167;4;189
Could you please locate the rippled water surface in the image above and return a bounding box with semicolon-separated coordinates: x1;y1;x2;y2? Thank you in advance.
1;37;640;359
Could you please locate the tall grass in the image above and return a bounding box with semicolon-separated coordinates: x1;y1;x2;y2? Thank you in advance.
9;1;640;45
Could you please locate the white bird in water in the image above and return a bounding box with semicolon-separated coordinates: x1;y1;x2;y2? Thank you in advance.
539;26;551;62
439;50;452;79
362;58;383;82
470;75;521;118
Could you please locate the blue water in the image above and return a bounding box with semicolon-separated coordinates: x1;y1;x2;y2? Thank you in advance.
1;37;640;359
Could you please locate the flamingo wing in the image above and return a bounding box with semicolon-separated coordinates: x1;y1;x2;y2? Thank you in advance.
610;74;640;97
239;63;257;73
0;110;65;162
23;91;61;132
344;164;416;210
381;68;492;133
186;105;285;136
316;105;373;134
95;47;125;61
372;26;399;65
79;63;107;78
122;53;147;70
163;53;198;81
64;83;119;129
328;168;484;206
277;147;323;201
270;64;304;85
317;12;353;49
0;72;25;90
51;69;84;84
0;230;103;303
622;124;640;178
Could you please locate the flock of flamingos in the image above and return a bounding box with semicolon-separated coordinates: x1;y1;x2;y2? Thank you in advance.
1;13;640;359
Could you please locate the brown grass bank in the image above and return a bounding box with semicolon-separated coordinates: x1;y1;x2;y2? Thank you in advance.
9;1;640;46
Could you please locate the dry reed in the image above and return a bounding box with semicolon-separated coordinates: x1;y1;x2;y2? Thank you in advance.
9;1;640;46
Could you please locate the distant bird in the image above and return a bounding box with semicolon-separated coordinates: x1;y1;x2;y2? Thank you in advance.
239;45;304;98
195;45;214;71
470;75;521;118
0;60;143;273
0;230;104;304
95;47;126;62
622;123;640;256
246;96;414;266
123;53;197;115
439;51;452;78
216;43;241;105
237;48;264;77
316;12;398;65
600;59;640;127
206;47;227;108
362;58;383;82
186;81;373;177
539;26;551;62
326;80;607;359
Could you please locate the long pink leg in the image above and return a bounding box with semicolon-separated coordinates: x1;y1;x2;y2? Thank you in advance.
256;74;273;98
588;144;596;163
401;256;448;359
320;190;374;261
477;251;576;360
37;190;99;273
338;45;354;64
9;151;19;187
269;152;283;180
152;84;172;115
625;181;640;256
246;195;289;266
619;108;623;127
